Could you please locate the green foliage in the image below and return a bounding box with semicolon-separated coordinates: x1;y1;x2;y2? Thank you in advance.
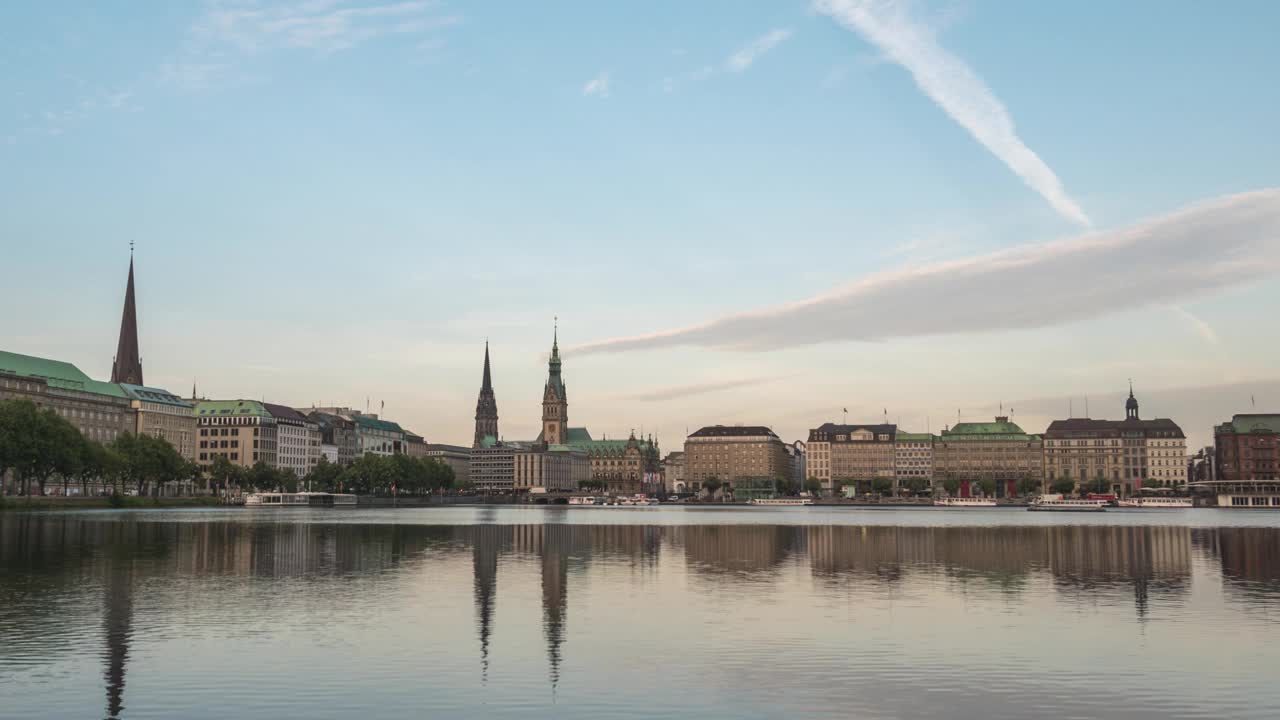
305;456;344;492
1050;477;1077;495
1017;477;1042;497
701;477;722;495
871;477;894;496
1083;477;1111;495
904;477;929;496
804;476;822;496
941;477;961;496
577;479;605;491
108;492;126;508
977;478;997;497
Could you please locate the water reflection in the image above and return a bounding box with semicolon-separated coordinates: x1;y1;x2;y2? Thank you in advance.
1;513;1279;719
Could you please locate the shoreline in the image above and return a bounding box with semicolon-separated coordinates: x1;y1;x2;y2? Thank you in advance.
0;496;225;511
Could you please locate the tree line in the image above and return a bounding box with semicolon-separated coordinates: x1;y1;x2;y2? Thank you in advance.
1;398;454;497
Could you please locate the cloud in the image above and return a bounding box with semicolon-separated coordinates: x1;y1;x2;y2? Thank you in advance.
663;27;793;91
1172;306;1220;346
192;0;457;54
582;71;610;98
814;0;1090;227
622;376;790;403
570;188;1280;355
726;28;792;72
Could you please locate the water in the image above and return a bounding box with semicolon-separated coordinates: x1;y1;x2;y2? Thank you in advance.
3;506;1280;719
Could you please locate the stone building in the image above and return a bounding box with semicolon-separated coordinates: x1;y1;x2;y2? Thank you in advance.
471;438;527;493
0;351;135;445
1215;413;1280;481
514;445;591;494
933;416;1042;497
541;326;569;446
121;384;196;462
684;425;789;491
195;400;278;470
805;423;897;495
785;441;806;493
264;403;321;478
353;414;406;456
1043;388;1187;493
663;451;686;494
305;411;358;466
425;444;472;488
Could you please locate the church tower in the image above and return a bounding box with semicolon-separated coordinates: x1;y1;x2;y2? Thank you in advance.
474;342;499;447
541;321;568;445
1125;381;1140;421
110;251;144;385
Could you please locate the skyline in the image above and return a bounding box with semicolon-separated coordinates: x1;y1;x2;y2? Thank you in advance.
4;1;1279;450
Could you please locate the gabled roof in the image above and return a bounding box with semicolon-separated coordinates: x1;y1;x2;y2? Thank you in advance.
0;350;127;399
263;402;309;423
689;425;779;439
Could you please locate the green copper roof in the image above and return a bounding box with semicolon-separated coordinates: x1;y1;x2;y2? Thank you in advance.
120;383;192;408
941;420;1038;442
353;415;405;434
0;350;127;399
195;400;271;418
895;432;934;443
1230;414;1280;434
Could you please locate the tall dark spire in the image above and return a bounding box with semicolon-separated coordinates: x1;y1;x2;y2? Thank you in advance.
110;253;143;385
1125;380;1140;421
542;319;568;445
474;342;499;447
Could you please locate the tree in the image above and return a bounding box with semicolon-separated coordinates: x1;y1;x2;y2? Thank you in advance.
804;476;823;497
702;476;722;499
1016;477;1041;497
1050;477;1077;495
577;478;605;491
904;477;928;496
1084;476;1111;496
941;477;961;497
306;456;344;493
210;455;236;496
977;478;997;498
774;477;793;496
871;477;894;497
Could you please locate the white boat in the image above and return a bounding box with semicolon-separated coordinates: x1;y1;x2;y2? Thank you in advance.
934;497;998;507
750;497;814;506
1116;497;1192;508
1028;495;1107;512
245;491;353;508
569;496;597;506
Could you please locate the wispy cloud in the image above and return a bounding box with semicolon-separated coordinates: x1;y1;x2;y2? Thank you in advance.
663;27;793;91
1172;306;1220;346
726;28;792;72
814;0;1090;227
622;376;789;403
570;188;1280;355
582;71;610;98
192;0;459;54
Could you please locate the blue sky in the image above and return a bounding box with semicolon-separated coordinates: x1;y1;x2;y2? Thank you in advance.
3;1;1279;450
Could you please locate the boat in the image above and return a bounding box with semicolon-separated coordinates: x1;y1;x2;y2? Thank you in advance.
245;491;354;508
1116;497;1192;508
750;497;815;506
1027;494;1107;512
569;496;597;505
934;497;998;507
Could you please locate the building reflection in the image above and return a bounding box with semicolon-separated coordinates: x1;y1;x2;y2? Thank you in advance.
1196;527;1280;600
102;524;135;720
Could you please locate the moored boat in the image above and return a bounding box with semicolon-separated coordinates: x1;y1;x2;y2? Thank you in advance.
1116;497;1192;508
934;497;998;507
1028;494;1107;512
750;497;814;506
245;491;352;508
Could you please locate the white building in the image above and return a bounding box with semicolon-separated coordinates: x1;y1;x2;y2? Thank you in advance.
265;403;321;478
894;432;934;487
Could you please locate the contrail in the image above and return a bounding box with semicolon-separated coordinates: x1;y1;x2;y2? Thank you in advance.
814;0;1091;227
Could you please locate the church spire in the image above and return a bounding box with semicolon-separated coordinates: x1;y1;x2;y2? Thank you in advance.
542;319;568;445
110;251;144;386
474;342;499;448
1125;379;1140;421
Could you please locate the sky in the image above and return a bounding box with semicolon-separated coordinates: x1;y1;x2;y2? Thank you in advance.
2;0;1279;451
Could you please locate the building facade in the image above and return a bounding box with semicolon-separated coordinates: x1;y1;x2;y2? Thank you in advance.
1215;413;1280;481
195;400;278;470
264;403;321;478
471;438;526;493
894;432;934;488
121;384;196;462
684;425;789;491
514;445;591;494
353;415;405;456
425;444;472;488
806;423;897;495
0;351;134;445
306;411;358;466
541;327;568;446
933;416;1042;497
663;451;686;494
786;440;806;492
1043;389;1187;493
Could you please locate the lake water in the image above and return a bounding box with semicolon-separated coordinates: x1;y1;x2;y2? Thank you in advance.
3;506;1280;719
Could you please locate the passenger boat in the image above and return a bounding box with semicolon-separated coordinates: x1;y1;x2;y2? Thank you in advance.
569;496;597;505
245;491;355;508
1116;497;1192;508
1027;495;1107;512
750;497;815;506
934;497;998;507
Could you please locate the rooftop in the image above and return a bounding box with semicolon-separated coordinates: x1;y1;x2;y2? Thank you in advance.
119;383;193;409
0;350;127;399
1046;417;1186;438
352;414;406;434
262;402;310;423
196;400;271;418
1224;414;1280;434
688;425;779;439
